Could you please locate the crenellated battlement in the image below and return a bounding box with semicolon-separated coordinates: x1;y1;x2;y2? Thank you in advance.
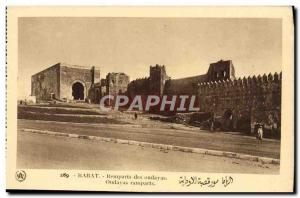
127;77;150;98
127;77;149;87
199;72;282;88
126;61;281;137
198;71;281;135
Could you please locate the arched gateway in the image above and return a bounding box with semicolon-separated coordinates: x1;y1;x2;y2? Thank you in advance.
72;82;85;100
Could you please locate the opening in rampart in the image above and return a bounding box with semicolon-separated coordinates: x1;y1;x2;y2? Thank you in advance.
72;82;84;100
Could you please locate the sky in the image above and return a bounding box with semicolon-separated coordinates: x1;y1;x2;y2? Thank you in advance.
18;17;282;97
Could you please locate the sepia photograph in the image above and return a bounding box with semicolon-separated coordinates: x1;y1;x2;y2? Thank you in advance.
6;6;294;192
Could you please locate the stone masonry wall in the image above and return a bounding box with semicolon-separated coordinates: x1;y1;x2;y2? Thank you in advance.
31;63;60;101
128;60;235;97
106;73;130;96
59;63;100;100
164;74;206;95
198;72;281;136
127;77;150;99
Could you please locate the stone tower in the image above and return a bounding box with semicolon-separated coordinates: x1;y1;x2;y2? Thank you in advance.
149;64;169;96
90;66;100;85
206;59;235;82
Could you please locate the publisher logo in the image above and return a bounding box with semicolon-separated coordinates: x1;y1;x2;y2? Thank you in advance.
15;170;26;182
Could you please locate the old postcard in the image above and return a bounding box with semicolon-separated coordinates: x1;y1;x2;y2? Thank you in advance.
6;6;294;192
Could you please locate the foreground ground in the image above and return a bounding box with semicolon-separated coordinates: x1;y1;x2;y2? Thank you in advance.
17;132;279;174
18;119;280;159
17;103;280;172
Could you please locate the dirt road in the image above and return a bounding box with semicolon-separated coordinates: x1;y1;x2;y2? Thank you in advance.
17;132;279;174
18;119;280;159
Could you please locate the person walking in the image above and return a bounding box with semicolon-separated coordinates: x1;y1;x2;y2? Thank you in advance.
134;112;138;120
210;113;215;132
257;124;264;140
